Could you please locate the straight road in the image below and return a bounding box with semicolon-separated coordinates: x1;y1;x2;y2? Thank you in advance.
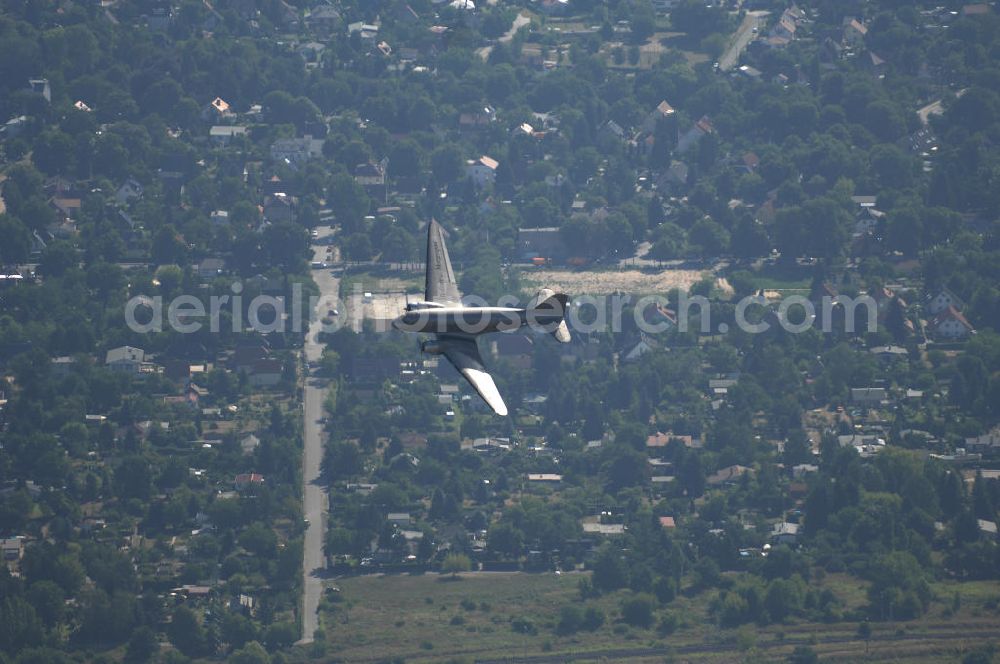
718;10;768;72
299;227;339;644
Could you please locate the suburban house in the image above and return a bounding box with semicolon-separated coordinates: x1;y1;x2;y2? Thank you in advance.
306;4;341;34
210;125;248;146
581;522;626;536
115;177;144;205
676;116;714;154
843;18;868;48
641;99;676;133
851;387;887;404
263;194;295;223
354;159;387;197
203;96;234;123
248;359;283;387
387;512;412;528
929;305;975;340
28;78;51;102
270;136;325;168
197;258;226;279
771;522;800;545
966;429;1000;454
106;346;145;373
2;536;23;561
235;473;265;490
466;155;499;187
707;464;754;486
1;115;28;139
526;473;562;486
926;288;965;316
459;105;496;130
517;226;567;262
347;21;378;43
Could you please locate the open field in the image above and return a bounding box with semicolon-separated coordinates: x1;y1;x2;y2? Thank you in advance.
522;267;707;295
303;572;1000;663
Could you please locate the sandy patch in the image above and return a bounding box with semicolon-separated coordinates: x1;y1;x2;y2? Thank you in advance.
522;268;707;295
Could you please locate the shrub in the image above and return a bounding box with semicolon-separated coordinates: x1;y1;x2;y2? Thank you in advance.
621;593;655;629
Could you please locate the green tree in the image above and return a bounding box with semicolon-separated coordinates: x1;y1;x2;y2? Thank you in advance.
557;604;584;634
788;645;818;664
867;551;931;620
0;216;32;265
263;621;298;650
631;1;657;42
167;606;207;657
591;544;628;592
431;144;464;185
151;224;188;266
124;626;159;663
620;593;655;628
230;641;270;664
0;596;44;653
442;552;472;577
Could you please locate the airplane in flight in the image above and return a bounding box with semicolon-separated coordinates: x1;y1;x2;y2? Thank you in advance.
392;219;570;416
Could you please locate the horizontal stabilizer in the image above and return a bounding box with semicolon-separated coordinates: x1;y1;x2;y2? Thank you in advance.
528;288;571;343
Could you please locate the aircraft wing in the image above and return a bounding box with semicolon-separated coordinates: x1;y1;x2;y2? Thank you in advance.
425;219;462;305
439;334;508;416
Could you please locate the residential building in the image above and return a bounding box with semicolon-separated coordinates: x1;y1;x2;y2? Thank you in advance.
387;512;412;527
851;387;887;404
270;136;325;168
641;100;675;134
771;522;800;545
707;464;754;486
930;305;975;340
210;125;248;145
248;359;283;387
115;177;144;206
927;288;965;316
517;226;566;261
106;346;145;373
677;116;714;154
843;18;867;48
28;78;51;103
197;258;226;279
203;96;234;123
527;473;562;486
466;155;499;187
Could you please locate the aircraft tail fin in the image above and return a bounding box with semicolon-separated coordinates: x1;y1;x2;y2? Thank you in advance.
528;288;571;343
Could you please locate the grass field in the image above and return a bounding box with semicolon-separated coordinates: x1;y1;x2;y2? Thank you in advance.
339;270;423;297
298;571;1000;663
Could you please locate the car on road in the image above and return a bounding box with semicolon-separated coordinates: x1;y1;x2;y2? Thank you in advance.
327;309;339;316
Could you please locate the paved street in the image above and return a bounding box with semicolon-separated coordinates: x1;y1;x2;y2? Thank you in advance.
299;227;339;644
718;11;768;72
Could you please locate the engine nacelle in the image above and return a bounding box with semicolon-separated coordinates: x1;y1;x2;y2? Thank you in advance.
421;340;445;355
406;301;446;312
